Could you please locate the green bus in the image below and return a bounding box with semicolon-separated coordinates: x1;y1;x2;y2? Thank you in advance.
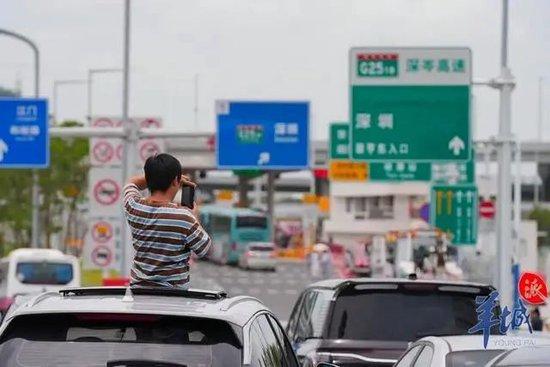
200;205;270;265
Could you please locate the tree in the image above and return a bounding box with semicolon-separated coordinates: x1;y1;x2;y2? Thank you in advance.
39;120;89;250
528;207;550;246
0;110;89;254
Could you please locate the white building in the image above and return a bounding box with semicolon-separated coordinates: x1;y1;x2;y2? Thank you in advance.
324;181;430;247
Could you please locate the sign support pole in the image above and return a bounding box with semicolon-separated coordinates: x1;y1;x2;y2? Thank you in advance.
121;0;135;276
496;0;515;310
266;172;275;241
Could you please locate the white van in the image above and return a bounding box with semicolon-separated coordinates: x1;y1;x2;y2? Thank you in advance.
0;248;80;317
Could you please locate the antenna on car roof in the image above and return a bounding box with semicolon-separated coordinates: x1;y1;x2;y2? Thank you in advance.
122;286;134;302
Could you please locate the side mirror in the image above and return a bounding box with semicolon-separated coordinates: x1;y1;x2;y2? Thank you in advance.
316;364;340;367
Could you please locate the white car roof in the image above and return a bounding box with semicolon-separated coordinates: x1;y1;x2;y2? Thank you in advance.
1;287;269;329
419;333;550;352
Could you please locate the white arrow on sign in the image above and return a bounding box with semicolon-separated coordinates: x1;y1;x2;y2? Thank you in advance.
448;136;465;156
466;190;474;203
0;139;8;162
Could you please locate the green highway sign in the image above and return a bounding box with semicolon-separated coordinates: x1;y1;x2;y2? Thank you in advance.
370;161;431;181
432;156;475;184
350;47;472;162
430;184;478;245
329;122;477;183
329;122;350;160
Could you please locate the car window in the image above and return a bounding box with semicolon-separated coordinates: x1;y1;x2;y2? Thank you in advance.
266;315;299;367
445;350;506;367
413;345;433;366
0;313;241;367
249;315;286;367
15;262;73;285
286;292;305;340
395;345;423;367
295;291;317;340
328;287;481;341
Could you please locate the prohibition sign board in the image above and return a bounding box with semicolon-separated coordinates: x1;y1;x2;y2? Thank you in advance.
91;245;113;267
93;179;120;206
91;221;114;243
140;118;161;129
140;140;161;161
92;140;115;164
92;117;114;128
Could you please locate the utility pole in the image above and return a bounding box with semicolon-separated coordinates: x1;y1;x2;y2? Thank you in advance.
0;29;41;249
495;0;515;310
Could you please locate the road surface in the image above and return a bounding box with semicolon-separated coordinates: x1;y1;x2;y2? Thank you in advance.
189;259;316;322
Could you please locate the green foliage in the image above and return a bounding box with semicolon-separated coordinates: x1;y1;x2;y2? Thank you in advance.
0;86;19;97
0;118;89;254
528;207;550;246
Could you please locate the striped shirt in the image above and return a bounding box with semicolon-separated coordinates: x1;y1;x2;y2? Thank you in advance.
123;183;211;288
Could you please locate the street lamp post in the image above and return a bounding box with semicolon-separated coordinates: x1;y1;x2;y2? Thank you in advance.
52;79;87;123
0;28;41;249
87;68;122;124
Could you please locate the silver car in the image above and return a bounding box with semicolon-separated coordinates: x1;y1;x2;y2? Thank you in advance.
238;242;278;271
394;334;550;367
0;287;298;366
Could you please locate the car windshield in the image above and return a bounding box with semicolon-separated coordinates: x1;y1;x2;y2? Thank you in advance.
446;350;506;367
249;245;273;252
15;262;73;285
327;286;485;342
236;216;267;229
0;313;242;367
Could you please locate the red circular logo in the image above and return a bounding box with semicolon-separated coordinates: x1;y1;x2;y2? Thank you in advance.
93;179;120;206
518;271;548;305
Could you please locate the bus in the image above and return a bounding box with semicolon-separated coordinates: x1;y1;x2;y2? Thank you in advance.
0;248;80;319
200;205;270;265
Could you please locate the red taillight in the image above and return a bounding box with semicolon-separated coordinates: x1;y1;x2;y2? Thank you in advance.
269;252;277;259
0;296;14;312
244;251;252;258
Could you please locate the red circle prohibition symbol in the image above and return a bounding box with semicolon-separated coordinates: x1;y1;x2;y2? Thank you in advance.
93;179;120;205
92;140;115;164
91;245;113;267
91;221;114;243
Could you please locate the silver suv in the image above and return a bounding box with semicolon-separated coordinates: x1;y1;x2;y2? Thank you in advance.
0;287;299;367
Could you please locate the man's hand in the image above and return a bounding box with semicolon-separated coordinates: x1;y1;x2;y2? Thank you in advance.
129;175;147;190
180;174;197;188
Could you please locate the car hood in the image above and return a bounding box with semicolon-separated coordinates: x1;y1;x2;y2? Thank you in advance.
316;339;408;364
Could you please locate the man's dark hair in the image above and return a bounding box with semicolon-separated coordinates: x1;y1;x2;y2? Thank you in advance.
144;153;182;193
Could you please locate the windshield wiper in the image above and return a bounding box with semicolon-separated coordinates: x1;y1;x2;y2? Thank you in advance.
106;360;187;367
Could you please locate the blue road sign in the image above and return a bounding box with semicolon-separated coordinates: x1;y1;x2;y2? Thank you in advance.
216;101;309;169
0;98;49;168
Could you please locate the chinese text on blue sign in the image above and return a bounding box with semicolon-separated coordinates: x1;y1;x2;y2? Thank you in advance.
216;101;309;169
0;98;49;168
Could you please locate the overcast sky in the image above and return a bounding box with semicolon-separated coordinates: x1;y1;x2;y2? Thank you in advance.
1;0;549;140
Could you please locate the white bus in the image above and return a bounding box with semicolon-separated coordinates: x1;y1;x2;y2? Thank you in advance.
0;248;80;318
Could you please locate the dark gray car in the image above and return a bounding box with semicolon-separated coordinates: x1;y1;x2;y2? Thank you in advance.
286;278;496;367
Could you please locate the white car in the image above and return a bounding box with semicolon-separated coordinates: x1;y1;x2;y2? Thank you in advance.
238;242;277;271
394;334;550;367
